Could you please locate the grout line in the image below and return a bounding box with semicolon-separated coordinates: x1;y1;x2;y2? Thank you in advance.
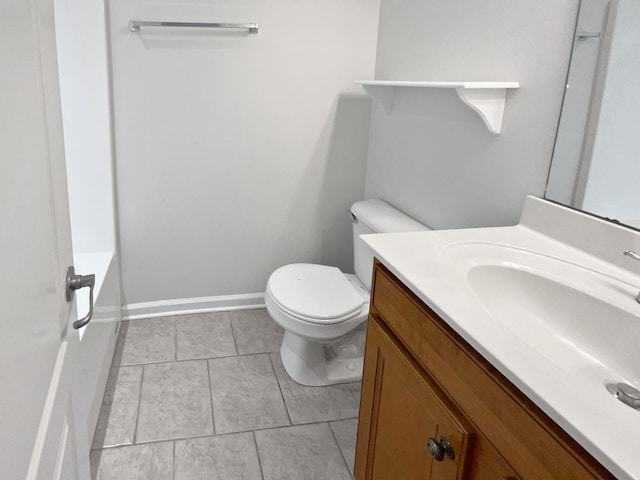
132;364;145;444
111;322;125;368
206;360;216;435
91;440;134;451
94;433;215;451
328;421;355;479
349;383;361;406
116;356;362;391
92;417;361;451
116;345;287;367
174;315;178;361
252;431;265;480
172;440;176;480
90;367;116;451
228;316;240;356
268;353;292;425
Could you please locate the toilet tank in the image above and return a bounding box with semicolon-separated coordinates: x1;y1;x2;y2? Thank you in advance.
350;199;429;290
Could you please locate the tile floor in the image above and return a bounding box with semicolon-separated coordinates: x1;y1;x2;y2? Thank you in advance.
90;309;361;480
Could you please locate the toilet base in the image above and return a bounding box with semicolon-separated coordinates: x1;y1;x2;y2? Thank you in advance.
280;327;365;387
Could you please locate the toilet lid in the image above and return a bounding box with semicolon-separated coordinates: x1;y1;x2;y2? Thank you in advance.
268;264;365;324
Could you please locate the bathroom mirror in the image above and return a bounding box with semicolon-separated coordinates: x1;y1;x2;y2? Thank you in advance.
545;0;640;230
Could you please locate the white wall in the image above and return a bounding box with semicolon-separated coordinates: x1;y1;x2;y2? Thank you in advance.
364;0;579;229
109;0;380;304
578;0;640;223
55;0;117;254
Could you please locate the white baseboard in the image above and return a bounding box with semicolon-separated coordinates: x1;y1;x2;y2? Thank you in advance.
122;293;266;320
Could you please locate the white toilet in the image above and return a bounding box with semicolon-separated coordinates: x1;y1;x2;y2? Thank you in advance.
265;199;429;386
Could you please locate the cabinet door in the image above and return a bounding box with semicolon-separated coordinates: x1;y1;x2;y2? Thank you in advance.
355;318;470;480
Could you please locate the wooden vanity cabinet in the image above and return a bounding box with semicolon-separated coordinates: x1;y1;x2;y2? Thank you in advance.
354;260;615;480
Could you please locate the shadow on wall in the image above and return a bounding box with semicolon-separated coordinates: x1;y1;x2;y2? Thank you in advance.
271;94;372;276
364;86;534;230
134;28;255;50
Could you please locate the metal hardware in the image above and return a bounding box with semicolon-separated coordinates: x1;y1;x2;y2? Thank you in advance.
624;250;640;261
129;20;259;34
439;436;455;460
65;266;95;329
427;438;444;461
623;251;640;303
616;383;640;409
426;436;455;461
576;31;600;40
609;382;640;409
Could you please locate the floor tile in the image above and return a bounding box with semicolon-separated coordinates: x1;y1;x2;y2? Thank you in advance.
90;442;173;480
255;423;352;480
270;353;359;424
174;433;262;480
209;354;290;434
92;365;142;449
176;313;237;360
93;313;365;480
136;361;213;442
330;418;358;474
114;317;176;365
348;382;362;404
229;309;284;355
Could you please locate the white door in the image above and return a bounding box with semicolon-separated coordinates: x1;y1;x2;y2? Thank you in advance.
1;0;90;478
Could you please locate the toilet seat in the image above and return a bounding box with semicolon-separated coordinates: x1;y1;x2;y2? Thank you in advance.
267;264;365;324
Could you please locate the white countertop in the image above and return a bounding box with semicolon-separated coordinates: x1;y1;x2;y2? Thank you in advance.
361;220;640;480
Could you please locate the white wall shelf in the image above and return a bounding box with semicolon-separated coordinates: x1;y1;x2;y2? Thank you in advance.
355;80;520;134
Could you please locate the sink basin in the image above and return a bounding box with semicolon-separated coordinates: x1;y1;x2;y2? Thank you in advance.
468;264;640;383
443;242;640;386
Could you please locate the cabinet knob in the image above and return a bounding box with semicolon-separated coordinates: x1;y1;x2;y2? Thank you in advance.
427;436;455;462
427;438;444;461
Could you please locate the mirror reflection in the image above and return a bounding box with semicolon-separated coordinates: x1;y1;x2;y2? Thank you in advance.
545;0;640;229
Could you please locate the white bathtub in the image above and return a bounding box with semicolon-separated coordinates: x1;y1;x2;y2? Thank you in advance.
73;252;121;446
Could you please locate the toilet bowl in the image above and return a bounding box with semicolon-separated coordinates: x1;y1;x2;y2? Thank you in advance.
265;199;428;386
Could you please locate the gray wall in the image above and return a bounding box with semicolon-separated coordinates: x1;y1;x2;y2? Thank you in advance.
364;0;580;229
109;0;380;305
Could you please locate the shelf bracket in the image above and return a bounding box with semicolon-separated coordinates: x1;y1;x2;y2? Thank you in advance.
360;85;395;113
455;87;509;135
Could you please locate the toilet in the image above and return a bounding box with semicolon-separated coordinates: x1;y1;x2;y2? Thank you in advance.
265;199;429;386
